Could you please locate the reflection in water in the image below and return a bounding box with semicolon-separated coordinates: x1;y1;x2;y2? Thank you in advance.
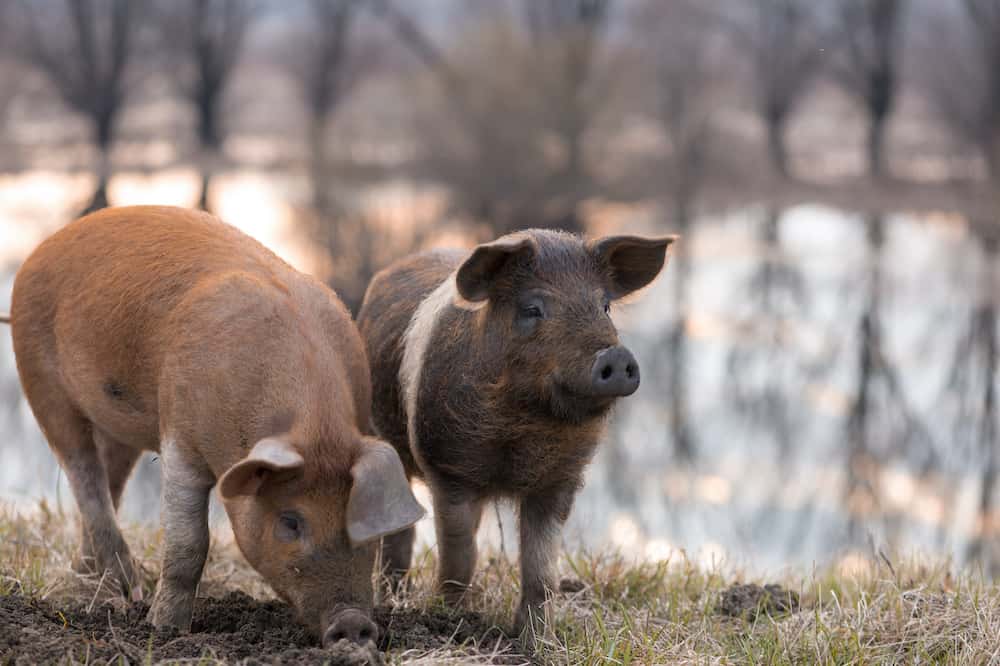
843;214;938;551
724;207;811;552
0;178;994;574
955;227;999;573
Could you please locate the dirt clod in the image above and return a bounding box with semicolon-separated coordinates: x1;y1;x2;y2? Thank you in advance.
0;591;520;664
558;578;587;594
716;583;800;620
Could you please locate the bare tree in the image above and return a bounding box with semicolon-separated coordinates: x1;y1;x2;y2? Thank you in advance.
15;0;147;213
829;0;906;180
159;0;256;210
729;1;824;179
371;0;614;234
0;3;22;168
523;0;611;211
283;0;366;214
643;0;725;461
921;1;1000;183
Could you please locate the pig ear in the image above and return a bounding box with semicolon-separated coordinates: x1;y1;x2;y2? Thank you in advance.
590;235;678;299
455;235;537;302
346;439;426;547
218;439;306;499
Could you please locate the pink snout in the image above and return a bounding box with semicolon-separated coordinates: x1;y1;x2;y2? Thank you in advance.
323;608;378;648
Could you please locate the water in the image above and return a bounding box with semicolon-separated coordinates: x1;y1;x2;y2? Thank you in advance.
0;175;990;575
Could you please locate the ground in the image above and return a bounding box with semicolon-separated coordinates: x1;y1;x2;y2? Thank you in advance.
2;503;999;665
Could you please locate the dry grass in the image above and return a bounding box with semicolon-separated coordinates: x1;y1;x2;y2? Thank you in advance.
3;501;1000;665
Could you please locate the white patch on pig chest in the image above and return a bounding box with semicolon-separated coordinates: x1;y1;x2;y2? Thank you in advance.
399;273;462;455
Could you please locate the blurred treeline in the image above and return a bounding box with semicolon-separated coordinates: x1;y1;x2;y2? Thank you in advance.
0;1;997;303
1;0;1000;570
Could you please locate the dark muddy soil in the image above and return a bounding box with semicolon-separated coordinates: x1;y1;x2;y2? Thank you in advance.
716;583;801;621
0;592;523;664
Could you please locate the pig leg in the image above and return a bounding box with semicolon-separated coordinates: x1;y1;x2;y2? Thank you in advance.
514;487;575;637
98;432;142;510
79;432;141;573
148;443;213;631
380;526;415;595
42;410;138;594
433;491;484;604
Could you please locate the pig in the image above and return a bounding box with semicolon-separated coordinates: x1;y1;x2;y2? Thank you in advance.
9;206;425;647
356;229;675;634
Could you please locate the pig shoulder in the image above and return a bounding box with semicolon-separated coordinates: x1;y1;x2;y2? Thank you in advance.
357;249;464;475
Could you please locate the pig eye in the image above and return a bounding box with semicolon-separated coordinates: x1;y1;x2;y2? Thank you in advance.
521;305;544;319
603;300;611;315
276;511;305;542
515;301;545;335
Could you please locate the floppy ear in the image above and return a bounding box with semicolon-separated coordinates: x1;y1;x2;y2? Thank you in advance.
455;235;537;302
590;235;677;299
346;439;426;547
218;438;305;499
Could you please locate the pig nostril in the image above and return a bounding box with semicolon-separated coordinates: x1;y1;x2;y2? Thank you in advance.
626;363;637;379
359;627;372;641
600;365;613;380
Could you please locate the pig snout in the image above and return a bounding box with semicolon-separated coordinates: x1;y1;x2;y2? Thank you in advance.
590;346;640;397
323;608;378;648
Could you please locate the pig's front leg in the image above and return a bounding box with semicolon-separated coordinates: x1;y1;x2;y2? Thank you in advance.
515;486;575;637
433;490;484;604
148;444;213;631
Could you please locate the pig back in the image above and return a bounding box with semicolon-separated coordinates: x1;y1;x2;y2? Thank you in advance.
11;206;362;455
357;250;465;477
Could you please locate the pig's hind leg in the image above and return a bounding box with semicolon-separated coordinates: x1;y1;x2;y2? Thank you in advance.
380;526;416;596
147;441;213;631
38;407;139;595
78;431;141;575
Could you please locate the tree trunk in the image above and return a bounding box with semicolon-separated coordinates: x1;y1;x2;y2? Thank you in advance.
82;110;117;215
83;141;112;215
845;214;885;545
988;130;1000;186
867;109;888;180
309;113;333;215
195;83;225;212
667;193;694;462
197;167;211;212
766;114;790;179
196;144;222;213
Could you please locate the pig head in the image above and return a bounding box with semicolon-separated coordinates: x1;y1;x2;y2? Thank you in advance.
215;437;423;645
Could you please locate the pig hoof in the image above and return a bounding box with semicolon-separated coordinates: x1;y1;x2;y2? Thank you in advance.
514;606;550;645
71;554;98;575
439;583;471;606
147;599;193;632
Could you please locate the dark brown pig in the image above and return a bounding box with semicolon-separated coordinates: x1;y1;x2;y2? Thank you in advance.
10;206;424;647
356;230;675;634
